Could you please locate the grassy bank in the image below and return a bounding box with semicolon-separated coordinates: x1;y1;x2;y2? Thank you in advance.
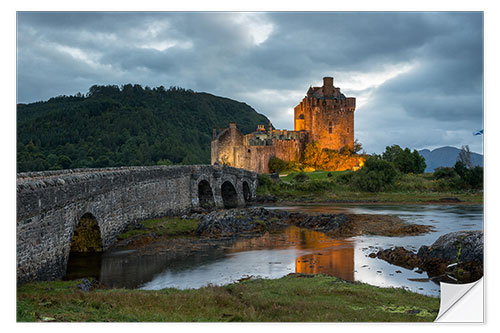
259;171;483;204
17;274;439;322
116;217;199;244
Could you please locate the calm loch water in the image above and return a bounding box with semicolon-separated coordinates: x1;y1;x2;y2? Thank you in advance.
66;204;483;297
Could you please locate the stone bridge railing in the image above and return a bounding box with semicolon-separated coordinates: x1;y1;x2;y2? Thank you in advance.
17;165;258;283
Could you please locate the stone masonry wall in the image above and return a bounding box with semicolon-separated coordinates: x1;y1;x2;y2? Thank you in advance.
17;165;257;283
295;97;355;151
210;125;244;166
234;145;276;174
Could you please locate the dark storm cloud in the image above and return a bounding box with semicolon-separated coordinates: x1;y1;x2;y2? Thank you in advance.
17;12;483;153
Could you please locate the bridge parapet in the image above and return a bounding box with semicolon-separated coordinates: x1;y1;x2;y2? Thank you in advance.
17;165;258;283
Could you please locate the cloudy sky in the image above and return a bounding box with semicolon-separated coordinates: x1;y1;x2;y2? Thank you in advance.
17;12;484;154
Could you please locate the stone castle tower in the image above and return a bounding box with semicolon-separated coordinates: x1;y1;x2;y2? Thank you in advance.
211;77;356;173
294;77;356;150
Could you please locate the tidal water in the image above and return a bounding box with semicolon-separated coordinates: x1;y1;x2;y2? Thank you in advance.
65;204;483;297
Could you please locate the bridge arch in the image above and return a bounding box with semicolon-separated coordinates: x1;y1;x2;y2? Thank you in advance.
69;212;103;254
221;181;238;208
242;181;251;202
198;179;215;209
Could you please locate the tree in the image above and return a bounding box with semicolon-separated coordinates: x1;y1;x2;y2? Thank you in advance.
457;145;473;169
412;150;427;174
353;139;363;153
17;83;270;172
157;159;173;166
57;155;72;169
382;145;426;174
302;142;325;168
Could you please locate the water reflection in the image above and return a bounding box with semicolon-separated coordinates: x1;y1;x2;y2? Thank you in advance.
296;245;354;281
65;204;483;297
227;226;356;281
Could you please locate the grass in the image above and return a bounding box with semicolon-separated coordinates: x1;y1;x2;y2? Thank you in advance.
280;170;350;182
117;217;199;241
260;171;483;204
17;274;439;322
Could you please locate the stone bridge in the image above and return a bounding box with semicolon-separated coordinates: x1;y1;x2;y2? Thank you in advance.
16;165;258;283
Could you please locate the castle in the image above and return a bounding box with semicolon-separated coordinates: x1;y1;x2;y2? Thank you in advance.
211;77;356;173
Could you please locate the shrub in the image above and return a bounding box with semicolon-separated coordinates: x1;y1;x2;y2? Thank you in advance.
293;180;331;192
336;171;354;184
351;158;398;192
433;167;457;180
268;156;289;173
454;161;468;179
352;170;386;192
258;174;273;188
434;177;464;192
397;173;434;192
301;141;365;171
464;166;483;190
432;163;483;191
292;172;310;183
450;162;483;190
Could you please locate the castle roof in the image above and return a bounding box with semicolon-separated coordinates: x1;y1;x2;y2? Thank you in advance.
306;86;346;100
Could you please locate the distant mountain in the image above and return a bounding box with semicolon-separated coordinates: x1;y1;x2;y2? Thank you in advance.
17;84;271;172
418;146;483;172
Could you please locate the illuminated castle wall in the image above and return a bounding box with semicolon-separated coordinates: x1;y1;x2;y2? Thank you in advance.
211;77;356;173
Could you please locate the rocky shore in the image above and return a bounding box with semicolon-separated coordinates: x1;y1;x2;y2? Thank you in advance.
183;208;354;237
186;208;290;236
112;207;435;267
371;230;483;283
181;207;430;238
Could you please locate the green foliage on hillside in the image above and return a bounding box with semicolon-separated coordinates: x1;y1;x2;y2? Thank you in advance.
17;84;270;172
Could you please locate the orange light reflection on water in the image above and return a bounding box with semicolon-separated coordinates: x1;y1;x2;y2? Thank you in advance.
227;226;355;281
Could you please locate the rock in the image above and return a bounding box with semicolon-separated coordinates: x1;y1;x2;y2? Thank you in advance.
417;230;483;264
193;208;351;237
418;230;483;281
287;212;350;232
269;171;280;182
374;247;421;270
194;207;289;236
374;231;483;283
75;278;97;292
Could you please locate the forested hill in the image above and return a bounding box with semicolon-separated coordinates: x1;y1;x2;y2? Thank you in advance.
17;84;271;172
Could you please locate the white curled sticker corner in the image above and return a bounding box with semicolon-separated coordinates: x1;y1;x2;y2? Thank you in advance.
435;278;484;322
